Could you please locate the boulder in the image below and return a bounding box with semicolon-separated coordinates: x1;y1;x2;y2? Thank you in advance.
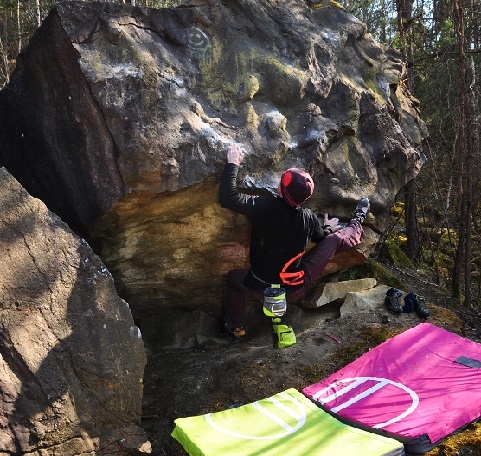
0;168;150;455
340;284;394;317
302;277;377;309
0;0;427;346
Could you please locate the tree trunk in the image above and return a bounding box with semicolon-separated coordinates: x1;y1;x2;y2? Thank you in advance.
35;0;41;28
405;180;421;260
451;0;469;304
0;9;9;87
464;57;479;307
16;0;21;54
396;0;421;262
0;38;9;88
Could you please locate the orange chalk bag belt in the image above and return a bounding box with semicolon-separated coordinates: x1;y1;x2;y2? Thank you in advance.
279;251;305;286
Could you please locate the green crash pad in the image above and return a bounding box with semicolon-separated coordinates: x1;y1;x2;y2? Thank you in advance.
171;388;404;455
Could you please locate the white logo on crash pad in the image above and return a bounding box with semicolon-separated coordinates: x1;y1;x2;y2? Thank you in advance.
313;377;419;428
205;392;306;440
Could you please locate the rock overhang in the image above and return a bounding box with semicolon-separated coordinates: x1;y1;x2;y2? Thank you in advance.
0;0;427;345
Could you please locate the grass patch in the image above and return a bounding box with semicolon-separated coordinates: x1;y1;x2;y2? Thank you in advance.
425;423;481;456
298;325;403;385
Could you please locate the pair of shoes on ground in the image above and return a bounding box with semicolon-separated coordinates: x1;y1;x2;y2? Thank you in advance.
384;288;429;318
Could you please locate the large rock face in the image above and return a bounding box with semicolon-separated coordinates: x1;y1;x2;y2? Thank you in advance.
0;0;427;345
0;168;150;455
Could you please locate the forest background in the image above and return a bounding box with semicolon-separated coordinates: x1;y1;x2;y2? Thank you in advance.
1;0;480;307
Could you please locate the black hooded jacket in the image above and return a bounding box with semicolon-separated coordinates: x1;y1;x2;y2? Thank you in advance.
219;163;329;286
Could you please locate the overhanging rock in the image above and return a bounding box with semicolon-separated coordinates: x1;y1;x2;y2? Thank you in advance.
302;277;377;309
0;0;427;345
340;284;394;317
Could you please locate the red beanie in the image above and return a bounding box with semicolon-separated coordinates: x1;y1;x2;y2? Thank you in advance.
280;168;314;207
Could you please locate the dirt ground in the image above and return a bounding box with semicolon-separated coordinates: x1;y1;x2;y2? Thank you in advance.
140;262;481;455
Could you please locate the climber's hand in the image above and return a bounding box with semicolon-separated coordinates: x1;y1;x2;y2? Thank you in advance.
227;143;246;166
322;213;342;233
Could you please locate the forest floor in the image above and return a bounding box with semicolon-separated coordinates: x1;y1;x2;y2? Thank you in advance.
140;260;481;456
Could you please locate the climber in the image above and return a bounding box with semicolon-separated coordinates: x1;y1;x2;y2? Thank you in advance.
218;143;369;341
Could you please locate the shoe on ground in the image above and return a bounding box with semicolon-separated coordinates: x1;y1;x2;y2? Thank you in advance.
352;197;370;223
404;293;429;318
402;292;414;313
384;287;403;314
223;322;246;340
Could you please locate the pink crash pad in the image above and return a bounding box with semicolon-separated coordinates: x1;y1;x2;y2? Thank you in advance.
303;323;481;452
